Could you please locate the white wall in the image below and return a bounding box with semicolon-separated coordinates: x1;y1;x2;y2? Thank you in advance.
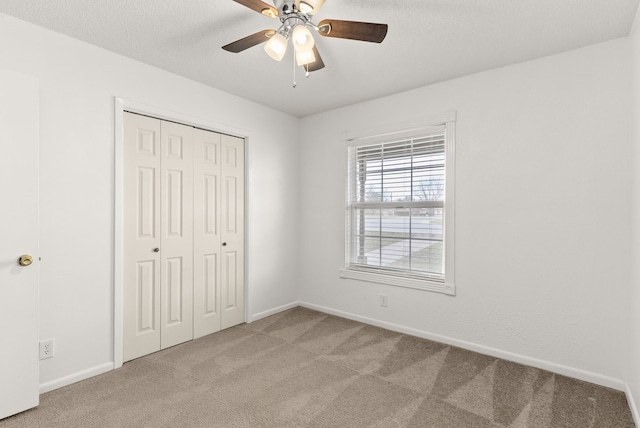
629;3;640;421
299;38;633;388
0;14;300;388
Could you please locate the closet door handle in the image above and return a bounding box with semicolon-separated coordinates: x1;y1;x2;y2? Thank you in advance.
153;248;160;253
222;242;227;247
18;254;33;267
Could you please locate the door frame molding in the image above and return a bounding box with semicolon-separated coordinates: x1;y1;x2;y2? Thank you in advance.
113;97;250;369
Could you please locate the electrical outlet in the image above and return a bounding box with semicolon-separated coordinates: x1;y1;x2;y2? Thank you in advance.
39;339;55;360
380;294;388;307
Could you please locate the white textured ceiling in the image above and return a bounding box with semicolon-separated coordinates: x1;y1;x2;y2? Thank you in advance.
0;0;638;117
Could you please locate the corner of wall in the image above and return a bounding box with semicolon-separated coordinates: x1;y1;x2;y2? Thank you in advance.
249;301;300;323
625;384;640;428
629;5;640;425
633;3;640;36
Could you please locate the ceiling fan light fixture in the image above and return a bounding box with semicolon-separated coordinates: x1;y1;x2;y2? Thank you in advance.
292;25;314;51
295;47;316;66
296;0;325;15
264;32;288;61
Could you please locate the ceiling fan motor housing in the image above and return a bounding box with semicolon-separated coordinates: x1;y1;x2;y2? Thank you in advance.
274;0;299;16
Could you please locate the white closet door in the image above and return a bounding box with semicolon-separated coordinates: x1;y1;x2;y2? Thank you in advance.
159;121;194;349
123;112;162;362
193;129;222;338
123;113;244;360
220;134;245;329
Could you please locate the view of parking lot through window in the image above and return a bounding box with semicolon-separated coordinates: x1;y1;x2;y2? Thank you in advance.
348;133;446;279
355;208;443;274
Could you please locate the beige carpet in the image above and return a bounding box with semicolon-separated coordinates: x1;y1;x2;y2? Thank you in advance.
0;307;635;427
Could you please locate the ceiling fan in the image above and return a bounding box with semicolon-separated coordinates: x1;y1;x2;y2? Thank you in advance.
222;0;388;75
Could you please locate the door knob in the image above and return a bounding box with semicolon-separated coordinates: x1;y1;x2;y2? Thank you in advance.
18;254;33;267
222;242;227;246
153;248;160;253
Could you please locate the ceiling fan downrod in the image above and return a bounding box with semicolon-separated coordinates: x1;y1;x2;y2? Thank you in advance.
273;0;316;17
273;0;316;37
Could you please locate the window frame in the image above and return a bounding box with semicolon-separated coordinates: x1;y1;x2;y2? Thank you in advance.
340;112;456;295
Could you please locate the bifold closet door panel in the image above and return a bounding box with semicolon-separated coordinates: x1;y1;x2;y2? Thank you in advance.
159;120;194;349
220;134;245;330
193;128;222;339
123;112;162;362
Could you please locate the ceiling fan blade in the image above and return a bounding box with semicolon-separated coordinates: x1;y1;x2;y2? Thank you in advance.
232;0;278;18
222;30;275;53
317;19;388;43
305;45;325;72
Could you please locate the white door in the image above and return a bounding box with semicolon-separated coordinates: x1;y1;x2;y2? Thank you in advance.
193;130;246;336
193;129;222;338
220;134;245;329
123;113;244;360
0;69;40;419
159;121;194;348
123;113;161;361
123;114;194;361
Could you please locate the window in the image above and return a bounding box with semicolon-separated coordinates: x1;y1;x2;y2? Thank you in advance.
341;114;455;295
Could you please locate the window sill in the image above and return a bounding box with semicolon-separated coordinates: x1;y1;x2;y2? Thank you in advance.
339;268;455;296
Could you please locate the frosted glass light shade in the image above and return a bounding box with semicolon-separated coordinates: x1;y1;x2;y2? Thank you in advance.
295;48;316;66
297;0;325;15
264;33;288;61
292;25;314;51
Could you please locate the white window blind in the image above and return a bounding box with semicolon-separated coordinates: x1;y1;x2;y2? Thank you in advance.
343;118;454;294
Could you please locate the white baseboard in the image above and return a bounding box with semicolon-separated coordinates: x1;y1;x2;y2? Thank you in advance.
299;301;627;392
249;301;300;323
625;384;640;427
39;362;114;394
